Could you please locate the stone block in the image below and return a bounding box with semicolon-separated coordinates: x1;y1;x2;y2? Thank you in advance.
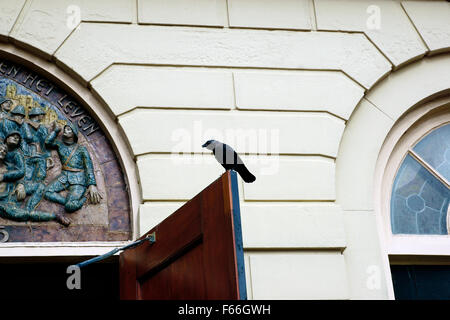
242;156;336;201
315;0;427;67
0;0;26;38
241;203;346;248
234;70;364;119
11;0;134;56
228;0;311;30
91;65;233;115
139;202;185;235
138;0;227;27
249;252;349;299
336;99;393;210
402;1;450;54
366;55;450;120
55;24;391;88
118;109;345;157
136;154;224;200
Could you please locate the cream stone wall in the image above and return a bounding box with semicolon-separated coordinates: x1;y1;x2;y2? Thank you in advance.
0;0;449;299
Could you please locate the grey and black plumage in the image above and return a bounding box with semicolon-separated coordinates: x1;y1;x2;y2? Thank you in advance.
202;140;256;183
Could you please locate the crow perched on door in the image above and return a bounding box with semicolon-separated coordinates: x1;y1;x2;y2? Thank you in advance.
202;140;256;183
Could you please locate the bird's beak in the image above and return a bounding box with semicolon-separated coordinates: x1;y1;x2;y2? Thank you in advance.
202;142;208;148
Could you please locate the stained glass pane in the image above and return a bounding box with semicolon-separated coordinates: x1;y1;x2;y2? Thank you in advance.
413;123;450;182
391;154;450;234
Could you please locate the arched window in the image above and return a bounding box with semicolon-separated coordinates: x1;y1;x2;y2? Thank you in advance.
380;102;450;299
391;123;450;235
378;98;450;255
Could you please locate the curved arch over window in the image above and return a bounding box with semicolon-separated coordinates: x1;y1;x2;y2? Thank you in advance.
391;123;450;235
377;97;450;256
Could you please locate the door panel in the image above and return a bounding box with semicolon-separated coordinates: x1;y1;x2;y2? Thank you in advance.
120;171;246;300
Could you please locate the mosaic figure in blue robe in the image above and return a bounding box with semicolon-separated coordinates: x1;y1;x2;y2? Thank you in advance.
0;105;31;153
23;106;51;182
0;97;13;120
15;106;54;211
44;121;101;213
0;133;70;226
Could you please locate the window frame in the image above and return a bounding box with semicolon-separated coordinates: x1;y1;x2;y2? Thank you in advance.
378;99;450;256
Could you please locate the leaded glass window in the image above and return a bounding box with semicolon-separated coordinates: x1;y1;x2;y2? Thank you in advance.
391;123;450;235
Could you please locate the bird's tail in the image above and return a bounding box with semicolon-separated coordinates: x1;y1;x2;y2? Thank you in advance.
237;165;256;183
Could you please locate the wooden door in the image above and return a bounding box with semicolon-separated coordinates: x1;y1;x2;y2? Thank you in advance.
119;171;247;300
